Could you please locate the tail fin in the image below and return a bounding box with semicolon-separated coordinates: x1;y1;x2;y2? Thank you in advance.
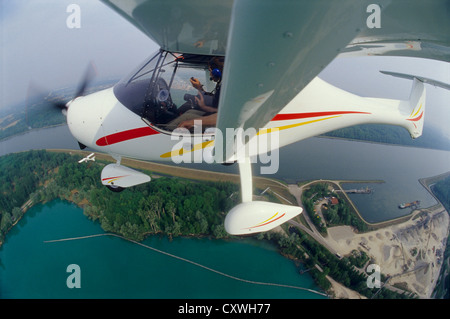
405;78;426;139
380;70;450;139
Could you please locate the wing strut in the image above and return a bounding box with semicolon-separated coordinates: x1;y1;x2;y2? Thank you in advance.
238;157;253;203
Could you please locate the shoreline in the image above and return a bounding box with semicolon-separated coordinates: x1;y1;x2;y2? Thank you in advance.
0;123;66;143
419;171;450;205
47;149;298;205
3;149;449;298
50;149;450;298
295;179;416;230
30;149;450;232
324;172;450;298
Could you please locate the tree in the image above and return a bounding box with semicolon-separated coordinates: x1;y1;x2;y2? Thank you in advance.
11;207;22;221
195;210;208;234
1;212;12;232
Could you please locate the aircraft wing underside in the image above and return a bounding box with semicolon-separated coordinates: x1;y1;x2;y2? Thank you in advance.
100;0;450;161
101;0;233;56
342;0;450;62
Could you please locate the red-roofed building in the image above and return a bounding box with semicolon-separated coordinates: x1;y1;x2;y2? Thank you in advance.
329;197;339;205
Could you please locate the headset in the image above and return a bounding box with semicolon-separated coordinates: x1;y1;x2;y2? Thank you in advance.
209;57;224;81
210;68;222;80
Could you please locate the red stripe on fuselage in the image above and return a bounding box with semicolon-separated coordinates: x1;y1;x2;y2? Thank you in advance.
95;111;370;146
271;111;371;121
96;127;160;146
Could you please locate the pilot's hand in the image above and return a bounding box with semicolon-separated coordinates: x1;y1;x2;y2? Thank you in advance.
190;77;203;91
195;93;206;110
177;119;195;129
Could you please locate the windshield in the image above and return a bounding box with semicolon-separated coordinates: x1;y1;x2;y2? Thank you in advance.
114;50;220;132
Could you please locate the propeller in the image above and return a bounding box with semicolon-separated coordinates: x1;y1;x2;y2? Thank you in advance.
27;61;97;114
25;61;97;149
63;61;97;111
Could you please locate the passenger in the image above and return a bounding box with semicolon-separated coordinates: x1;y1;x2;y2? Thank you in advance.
167;57;224;131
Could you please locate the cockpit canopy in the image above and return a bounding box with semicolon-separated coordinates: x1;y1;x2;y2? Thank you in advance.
114;50;221;132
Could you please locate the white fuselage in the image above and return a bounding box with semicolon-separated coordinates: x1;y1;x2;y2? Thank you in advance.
67;76;425;165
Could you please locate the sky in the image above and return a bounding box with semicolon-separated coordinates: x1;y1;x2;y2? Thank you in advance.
0;0;158;108
1;0;449;138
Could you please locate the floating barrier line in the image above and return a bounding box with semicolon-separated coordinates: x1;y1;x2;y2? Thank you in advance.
45;233;328;297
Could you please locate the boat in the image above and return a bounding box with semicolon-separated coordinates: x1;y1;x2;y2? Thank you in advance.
399;200;420;209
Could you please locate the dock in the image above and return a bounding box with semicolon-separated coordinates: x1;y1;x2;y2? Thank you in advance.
335;187;372;194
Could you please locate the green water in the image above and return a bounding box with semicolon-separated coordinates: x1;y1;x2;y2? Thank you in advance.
0;200;326;299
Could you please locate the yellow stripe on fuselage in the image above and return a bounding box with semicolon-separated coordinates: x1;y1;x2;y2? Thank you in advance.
257;115;340;135
160;116;340;158
160;140;214;158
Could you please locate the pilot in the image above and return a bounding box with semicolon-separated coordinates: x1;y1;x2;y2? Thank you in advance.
190;56;223;111
168;57;224;130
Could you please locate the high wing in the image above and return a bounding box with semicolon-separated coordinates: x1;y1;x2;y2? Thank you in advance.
101;0;450;161
101;0;233;55
216;0;381;160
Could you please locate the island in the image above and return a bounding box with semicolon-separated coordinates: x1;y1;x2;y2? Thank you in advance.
1;149;449;299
